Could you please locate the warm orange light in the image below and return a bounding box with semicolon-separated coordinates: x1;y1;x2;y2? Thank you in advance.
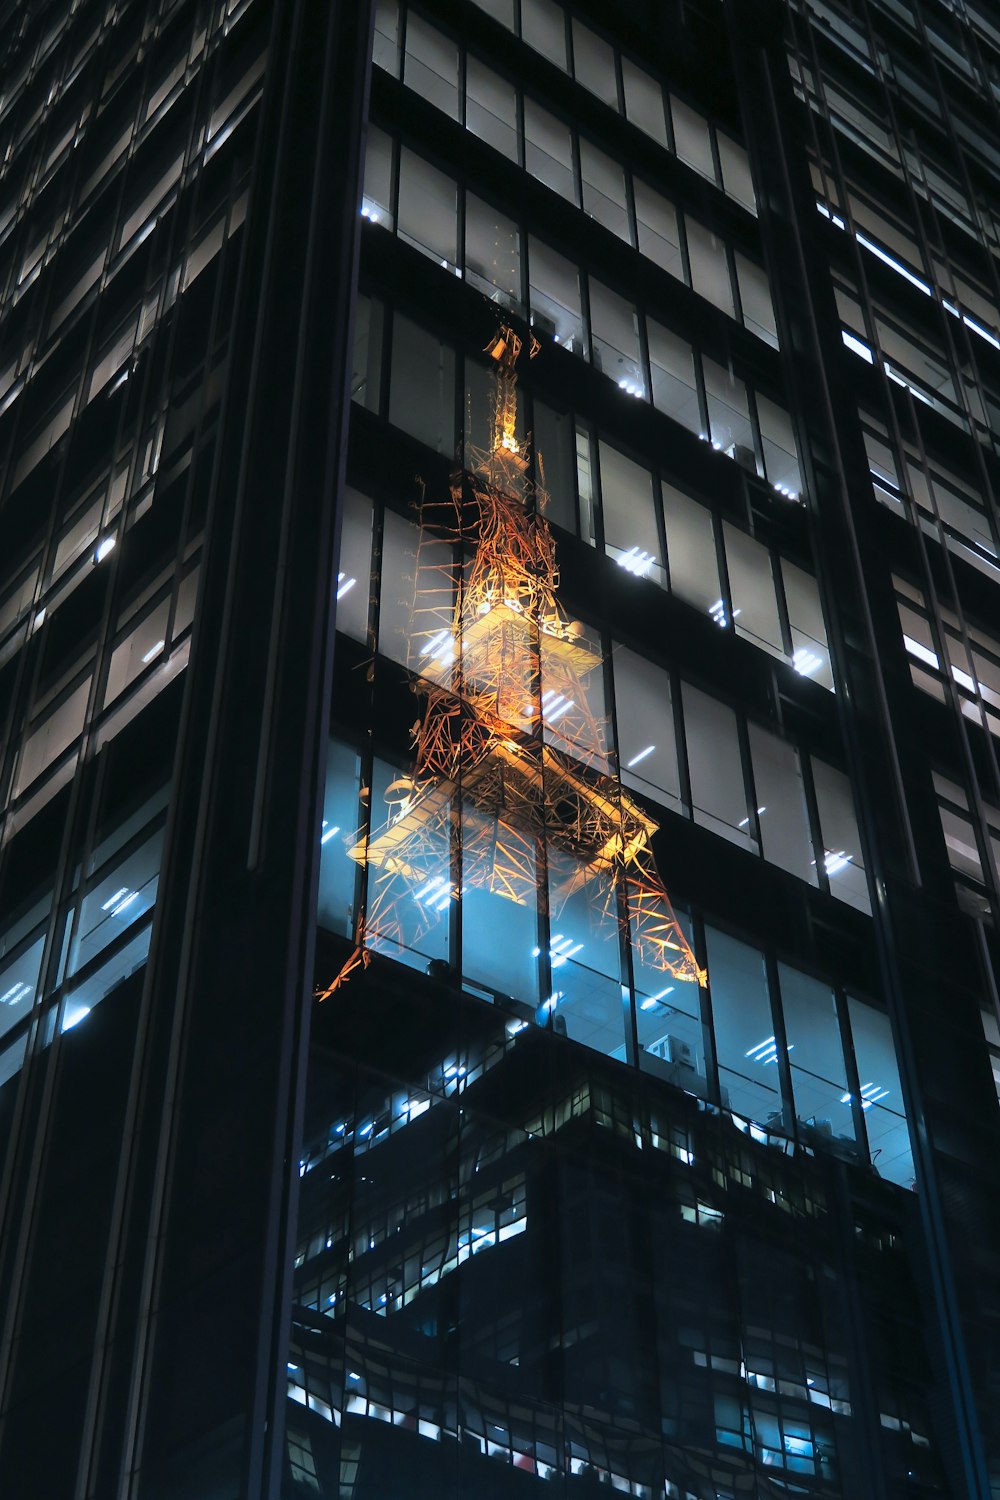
323;321;705;998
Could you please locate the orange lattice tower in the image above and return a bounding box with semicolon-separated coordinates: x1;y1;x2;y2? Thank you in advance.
321;324;704;998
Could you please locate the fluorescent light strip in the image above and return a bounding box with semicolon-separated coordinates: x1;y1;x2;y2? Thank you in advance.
842;329;874;363
626;745;655;768
856;232;932;295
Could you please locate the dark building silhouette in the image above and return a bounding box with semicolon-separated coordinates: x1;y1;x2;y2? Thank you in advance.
1;0;999;1496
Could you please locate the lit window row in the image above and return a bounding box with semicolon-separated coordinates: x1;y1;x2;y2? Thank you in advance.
791;44;1000;266
352;299;822;673
0;555;199;834
934;770;1000;921
810;149;1000;350
354;233;799;495
894;573;1000;741
0;784;169;1087
860;409;1000;585
1;181;245;498
331;491;867;907
441;0;756;211
574;429;829;684
365;43;772;343
319;737;903;1181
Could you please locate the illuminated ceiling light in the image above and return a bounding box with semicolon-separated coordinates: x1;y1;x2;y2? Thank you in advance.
616;546;655;577
856;231;932;295
0;981;31;1006
626;745;655;768
320;821;340;845
708;598;728;627
337;572;356;599
793;647;823;677
62;1004;92;1031
745;1035;783;1066
95;535;116;562
841;330;874;363
109;891;140;917
824;849;851;876
101;887;131;911
141;640;165;664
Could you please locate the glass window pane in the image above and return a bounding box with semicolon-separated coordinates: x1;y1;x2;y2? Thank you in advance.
336;488;374;643
612;643;681;808
937;798;982;880
403;14;459;117
397;147;457;269
670;96;716;180
757;395;802;495
68;827;163;978
465;356;523;459
648;321;701;433
706;927;782;1126
735;253;777;346
464;193;521;307
717;133;756;212
723;523;783;656
686;218;734;317
782;560;833;689
351;293;383;411
846;998;914;1186
778;965;855;1146
372;0;400;76
540;617;609;770
362;125;393;224
682;684;752;846
469;0;514;26
547;854;626;1059
589;277;642;392
521;0;567;70
533;398;575;533
366;756;451;972
598;440;663;583
62;924;152;1030
466;58;517;160
388;311;456;454
15;676;91;796
523;99;575;202
318;739;361;936
377;511;420;667
0;934;44;1043
528;236;584;350
748;725;815;883
703;357;756;468
661;482;721;615
105;600;171;705
461;805;539;1003
811;759;870;912
580;140;630;242
634;181;683;280
634;907;706;1094
622;58;668;145
572;20;619;109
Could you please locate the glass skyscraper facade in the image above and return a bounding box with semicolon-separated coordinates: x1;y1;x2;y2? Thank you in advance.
0;0;999;1495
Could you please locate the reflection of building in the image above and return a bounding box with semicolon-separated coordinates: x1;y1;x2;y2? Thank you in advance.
2;0;1000;1496
332;325;703;1000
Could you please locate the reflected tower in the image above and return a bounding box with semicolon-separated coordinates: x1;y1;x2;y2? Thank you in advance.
326;324;704;1007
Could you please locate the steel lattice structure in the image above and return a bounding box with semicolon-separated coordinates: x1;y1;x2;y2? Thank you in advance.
321;326;705;1000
